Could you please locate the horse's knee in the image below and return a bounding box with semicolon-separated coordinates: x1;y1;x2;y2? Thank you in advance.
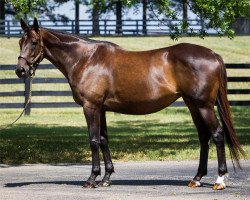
90;139;100;151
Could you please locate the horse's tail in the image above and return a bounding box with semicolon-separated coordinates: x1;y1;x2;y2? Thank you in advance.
215;53;245;169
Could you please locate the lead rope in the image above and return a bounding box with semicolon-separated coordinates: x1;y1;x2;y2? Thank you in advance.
0;75;33;131
1;34;43;132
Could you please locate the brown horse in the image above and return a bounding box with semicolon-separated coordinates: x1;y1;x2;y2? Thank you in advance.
16;18;244;190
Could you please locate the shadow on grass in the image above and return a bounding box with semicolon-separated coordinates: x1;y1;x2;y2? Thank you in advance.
0;107;249;164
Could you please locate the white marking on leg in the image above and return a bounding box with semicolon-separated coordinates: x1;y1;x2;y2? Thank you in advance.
215;175;226;187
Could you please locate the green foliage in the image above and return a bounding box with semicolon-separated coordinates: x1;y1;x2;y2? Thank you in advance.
191;0;249;38
134;0;248;39
152;0;249;39
242;3;250;18
7;0;69;21
7;0;47;18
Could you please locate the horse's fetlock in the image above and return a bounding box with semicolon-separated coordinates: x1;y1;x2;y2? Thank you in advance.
92;166;101;175
218;163;228;175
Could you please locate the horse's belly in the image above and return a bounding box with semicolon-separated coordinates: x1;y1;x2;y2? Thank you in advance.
104;93;180;115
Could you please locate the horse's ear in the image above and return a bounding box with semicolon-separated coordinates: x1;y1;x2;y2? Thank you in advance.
20;18;29;31
33;18;39;32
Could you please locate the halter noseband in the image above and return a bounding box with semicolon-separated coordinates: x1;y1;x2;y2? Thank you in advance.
18;35;44;76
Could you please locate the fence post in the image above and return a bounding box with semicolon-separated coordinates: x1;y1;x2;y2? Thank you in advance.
24;77;31;115
136;20;139;36
104;20;107;36
7;21;10;38
71;20;74;33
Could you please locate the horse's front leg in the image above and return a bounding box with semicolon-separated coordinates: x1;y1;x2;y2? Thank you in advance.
83;104;101;188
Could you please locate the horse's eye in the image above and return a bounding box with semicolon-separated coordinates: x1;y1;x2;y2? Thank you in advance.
32;41;37;48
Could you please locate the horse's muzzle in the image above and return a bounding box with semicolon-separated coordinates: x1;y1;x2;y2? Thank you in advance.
15;65;29;79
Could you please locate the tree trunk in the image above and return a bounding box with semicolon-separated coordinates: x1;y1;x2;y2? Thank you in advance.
92;1;100;36
115;0;122;34
182;0;188;34
142;0;147;35
75;0;80;34
0;0;5;35
232;17;250;35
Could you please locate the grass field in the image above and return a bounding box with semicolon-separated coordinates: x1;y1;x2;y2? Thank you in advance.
0;36;249;164
0;36;250;64
0;107;249;164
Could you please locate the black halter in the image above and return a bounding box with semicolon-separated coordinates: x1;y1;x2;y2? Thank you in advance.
18;37;44;76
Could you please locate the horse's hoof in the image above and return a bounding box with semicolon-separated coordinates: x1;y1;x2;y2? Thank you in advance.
98;180;112;187
188;180;201;188
83;181;97;188
213;183;226;190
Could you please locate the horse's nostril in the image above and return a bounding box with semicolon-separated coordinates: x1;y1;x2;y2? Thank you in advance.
16;67;24;73
16;66;26;77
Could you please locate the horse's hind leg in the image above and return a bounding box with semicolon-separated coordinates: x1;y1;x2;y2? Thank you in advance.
98;111;114;187
185;101;211;187
185;100;227;190
185;102;210;187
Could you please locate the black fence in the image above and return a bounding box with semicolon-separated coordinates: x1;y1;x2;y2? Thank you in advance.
0;19;210;37
0;64;249;115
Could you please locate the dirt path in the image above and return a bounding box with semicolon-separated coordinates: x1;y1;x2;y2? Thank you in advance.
0;160;249;200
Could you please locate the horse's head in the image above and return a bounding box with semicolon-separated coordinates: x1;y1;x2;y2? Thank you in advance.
16;18;44;79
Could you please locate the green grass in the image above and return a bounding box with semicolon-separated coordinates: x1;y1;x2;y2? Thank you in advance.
0;36;250;64
0;107;249;164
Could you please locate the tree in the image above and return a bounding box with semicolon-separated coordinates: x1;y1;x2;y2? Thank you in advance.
89;0;106;35
115;0;122;34
232;2;250;35
182;0;188;33
86;0;128;35
145;0;249;39
7;0;47;19
7;0;250;39
75;0;80;34
0;0;5;34
190;0;249;38
7;0;69;21
142;0;147;34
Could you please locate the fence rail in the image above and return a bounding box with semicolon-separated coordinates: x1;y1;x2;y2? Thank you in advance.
0;19;210;37
0;64;249;114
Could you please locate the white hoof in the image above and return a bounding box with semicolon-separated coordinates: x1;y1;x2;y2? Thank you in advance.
213;175;226;190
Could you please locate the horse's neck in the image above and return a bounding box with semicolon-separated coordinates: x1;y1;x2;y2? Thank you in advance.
41;29;94;79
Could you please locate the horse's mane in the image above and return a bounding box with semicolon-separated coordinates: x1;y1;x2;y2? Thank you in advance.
41;27;118;47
